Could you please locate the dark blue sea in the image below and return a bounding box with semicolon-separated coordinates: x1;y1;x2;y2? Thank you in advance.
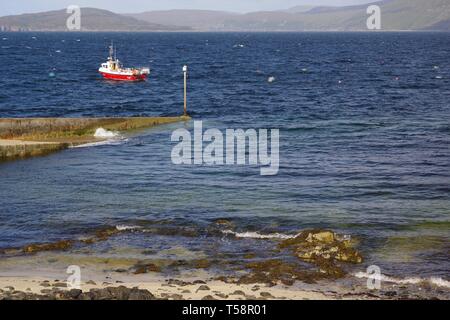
0;32;449;286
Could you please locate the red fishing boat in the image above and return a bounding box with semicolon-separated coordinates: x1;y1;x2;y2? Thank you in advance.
99;44;150;81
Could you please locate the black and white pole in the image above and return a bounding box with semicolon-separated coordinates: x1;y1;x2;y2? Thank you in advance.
183;65;188;116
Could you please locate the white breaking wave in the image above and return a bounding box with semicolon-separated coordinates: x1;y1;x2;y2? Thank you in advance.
94;128;119;138
354;272;450;289
115;225;142;231
221;229;298;240
429;277;450;287
72;128;126;148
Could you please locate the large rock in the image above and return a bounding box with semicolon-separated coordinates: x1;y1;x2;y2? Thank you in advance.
279;229;363;277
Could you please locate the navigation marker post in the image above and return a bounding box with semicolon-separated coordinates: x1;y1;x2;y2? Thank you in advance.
183;65;188;116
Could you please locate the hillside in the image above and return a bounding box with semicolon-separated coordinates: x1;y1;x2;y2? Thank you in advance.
127;10;238;31
1;1;449;32
0;7;188;32
130;0;450;31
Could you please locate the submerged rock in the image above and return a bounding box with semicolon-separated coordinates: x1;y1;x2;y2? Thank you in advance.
133;263;162;274
214;219;234;227
193;259;211;269
93;226;122;241
2;225;133;256
22;240;74;254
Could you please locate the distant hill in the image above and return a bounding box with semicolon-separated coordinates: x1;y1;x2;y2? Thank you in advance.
127;10;239;31
426;18;450;30
130;0;450;31
284;0;450;31
283;6;316;13
212;0;450;31
0;8;188;32
1;1;449;32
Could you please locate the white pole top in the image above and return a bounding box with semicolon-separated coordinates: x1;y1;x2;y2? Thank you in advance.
183;65;188;72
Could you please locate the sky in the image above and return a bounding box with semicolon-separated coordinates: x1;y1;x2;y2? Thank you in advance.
1;0;376;16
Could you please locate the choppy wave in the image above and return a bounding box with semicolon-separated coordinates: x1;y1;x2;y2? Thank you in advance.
354;271;450;289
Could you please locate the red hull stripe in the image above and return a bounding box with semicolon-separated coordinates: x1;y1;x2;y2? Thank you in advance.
100;72;147;81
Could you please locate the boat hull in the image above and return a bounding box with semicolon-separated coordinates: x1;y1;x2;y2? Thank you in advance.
99;71;147;82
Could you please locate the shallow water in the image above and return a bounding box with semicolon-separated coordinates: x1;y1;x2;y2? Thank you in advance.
0;32;449;284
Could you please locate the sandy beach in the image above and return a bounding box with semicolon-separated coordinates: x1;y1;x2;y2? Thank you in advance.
2;268;447;300
0;275;335;300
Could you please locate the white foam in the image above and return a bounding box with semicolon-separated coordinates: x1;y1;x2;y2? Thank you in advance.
354;272;450;288
71;139;128;148
72;129;126;148
222;229;297;240
94;128;119;138
430;277;450;288
116;225;142;231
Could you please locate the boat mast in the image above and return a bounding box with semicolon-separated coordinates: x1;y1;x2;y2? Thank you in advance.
109;41;114;61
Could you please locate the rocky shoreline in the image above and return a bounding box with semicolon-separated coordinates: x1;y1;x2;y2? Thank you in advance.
1;224;448;300
1;227;365;284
